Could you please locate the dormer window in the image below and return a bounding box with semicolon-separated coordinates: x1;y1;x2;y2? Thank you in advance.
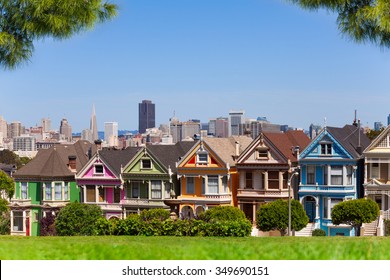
141;158;152;169
197;151;208;164
320;143;332;155
94;164;104;174
256;147;269;159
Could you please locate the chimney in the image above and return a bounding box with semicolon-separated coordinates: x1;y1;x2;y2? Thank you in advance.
94;139;102;151
68;155;77;171
235;141;240;157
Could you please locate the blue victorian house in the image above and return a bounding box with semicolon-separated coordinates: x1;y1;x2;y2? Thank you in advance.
298;124;370;236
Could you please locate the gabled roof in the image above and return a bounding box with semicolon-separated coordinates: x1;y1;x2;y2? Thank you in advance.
364;125;390;154
14;140;95;179
238;130;310;164
97;147;141;176
326;125;370;158
146;142;195;173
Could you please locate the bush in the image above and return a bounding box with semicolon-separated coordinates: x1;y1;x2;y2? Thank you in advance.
312;229;326;236
0;212;10;235
385;220;390;236
200;206;247;222
40;212;57;236
55;202;103;236
140;208;170;222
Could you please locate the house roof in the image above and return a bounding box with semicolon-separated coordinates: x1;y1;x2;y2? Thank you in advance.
262;130;311;162
203;136;253;166
363;125;390;154
146;141;195;173
326;125;370;158
14;140;96;179
98;147;142;175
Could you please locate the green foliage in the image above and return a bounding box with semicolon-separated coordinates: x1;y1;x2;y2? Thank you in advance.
40;213;57;236
256;199;309;236
0;212;10;235
0;171;14;215
200;206;247;222
366;128;384;141
289;0;390;48
0;0;118;69
139;208;170;222
312;229;326;236
385;220;390;236
55;202;103;236
0;150;27;169
331;198;379;236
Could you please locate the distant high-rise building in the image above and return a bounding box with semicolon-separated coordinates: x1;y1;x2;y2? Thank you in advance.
374;121;384;131
388;114;390;126
41;118;51;133
228;110;245;136
169;118;200;143
60;118;72;142
0;116;7;139
104;122;118;147
9;121;22;138
90;104;98;141
139;100;155;134
309;124;322;139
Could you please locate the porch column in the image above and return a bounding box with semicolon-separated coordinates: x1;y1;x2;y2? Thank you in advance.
95;186;99;203
264;172;268;190
364;162;368;184
327;197;331;219
82;185;86;203
10;211;13;232
315;199;320;219
327;165;331;186
23;211;26;233
343;166;347;186
252;203;256;225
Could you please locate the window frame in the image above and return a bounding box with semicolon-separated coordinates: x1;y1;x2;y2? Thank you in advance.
21;182;28;199
207;175;219;194
141;158;152;169
151;180;162;199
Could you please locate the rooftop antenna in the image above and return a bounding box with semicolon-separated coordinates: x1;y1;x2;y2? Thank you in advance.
324;117;327;128
353;110;358;127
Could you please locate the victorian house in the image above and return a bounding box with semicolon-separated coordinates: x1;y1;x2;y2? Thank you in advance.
298;124;370;236
236;130;310;230
174;136;252;219
10;140;95;236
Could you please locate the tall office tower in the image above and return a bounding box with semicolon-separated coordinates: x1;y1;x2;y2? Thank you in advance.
374;121;384;131
9;121;22;138
309;124;322;139
138;100;155;133
60;118;72;142
90;104;98;141
0;116;7;139
104;122;118;147
228;110;245;136
41;117;51;133
388;114;390;126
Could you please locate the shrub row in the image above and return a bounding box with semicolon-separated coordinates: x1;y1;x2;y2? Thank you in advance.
94;215;252;237
385;220;390;236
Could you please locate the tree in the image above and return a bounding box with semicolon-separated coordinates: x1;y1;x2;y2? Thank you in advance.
289;0;390;48
0;150;31;169
0;170;14;214
0;0;117;69
331;198;379;236
256;199;308;236
55;202;103;236
366;127;384;141
200;206;247;222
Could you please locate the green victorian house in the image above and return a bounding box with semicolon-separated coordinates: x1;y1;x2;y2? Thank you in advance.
10;140;95;236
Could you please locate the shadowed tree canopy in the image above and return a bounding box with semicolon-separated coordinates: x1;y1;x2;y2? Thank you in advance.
0;0;117;69
289;0;390;48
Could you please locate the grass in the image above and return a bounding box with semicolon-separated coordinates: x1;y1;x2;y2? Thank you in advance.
1;236;390;260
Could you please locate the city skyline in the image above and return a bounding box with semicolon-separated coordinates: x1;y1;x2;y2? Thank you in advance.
1;0;390;132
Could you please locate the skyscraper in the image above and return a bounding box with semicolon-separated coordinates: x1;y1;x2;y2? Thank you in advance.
388;114;390;126
41;117;51;133
90;104;98;141
104;122;118;147
228;110;245;136
139;100;155;133
60;118;72;142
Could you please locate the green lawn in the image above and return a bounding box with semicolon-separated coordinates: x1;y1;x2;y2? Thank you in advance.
1;236;390;260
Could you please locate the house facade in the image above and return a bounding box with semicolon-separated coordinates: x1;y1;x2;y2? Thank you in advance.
236;131;310;227
298;125;370;236
174;136;252;219
363;125;390;220
10;140;94;236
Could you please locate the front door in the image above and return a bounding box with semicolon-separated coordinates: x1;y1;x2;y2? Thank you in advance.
304;197;316;222
25;217;30;236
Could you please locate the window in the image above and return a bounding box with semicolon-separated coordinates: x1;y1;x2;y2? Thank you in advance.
151;180;162;199
114;187;121;203
257;148;268;159
186;177;194;194
320;143;332;155
201;177;205;195
13;211;24;232
94;164;104;174
307;166;316;185
54;182;62;200
222;176;228;193
331;198;343;215
323;197;329;219
64;183;69;200
197;152;208;164
346;166;353;185
86;185;96;202
208;176;219;194
141;159;152;169
45;183;52;200
21;182;28;199
98;188;105;202
371;163;379;179
130;182;140;198
323;166;328;185
331;166;343;185
245;172;253;189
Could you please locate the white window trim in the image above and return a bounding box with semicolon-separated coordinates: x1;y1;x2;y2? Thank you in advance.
140;158;153;170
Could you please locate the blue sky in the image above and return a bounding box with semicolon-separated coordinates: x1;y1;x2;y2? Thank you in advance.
1;0;390;133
